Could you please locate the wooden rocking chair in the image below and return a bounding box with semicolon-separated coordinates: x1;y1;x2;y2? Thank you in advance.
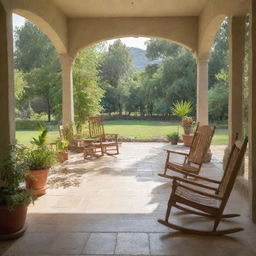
158;136;248;235
88;116;119;156
59;124;84;152
159;124;216;179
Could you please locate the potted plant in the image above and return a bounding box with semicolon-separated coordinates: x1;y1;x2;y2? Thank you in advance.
21;124;57;196
167;132;180;145
0;146;35;239
56;139;69;162
181;116;195;135
171;100;195;146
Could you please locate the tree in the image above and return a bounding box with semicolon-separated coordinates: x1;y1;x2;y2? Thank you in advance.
143;41;197;117
14;21;61;121
73;46;104;128
100;40;132;88
208;70;228;121
146;39;181;60
208;19;228;89
14;70;28;117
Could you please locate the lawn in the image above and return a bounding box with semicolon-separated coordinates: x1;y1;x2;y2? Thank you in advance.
16;120;228;145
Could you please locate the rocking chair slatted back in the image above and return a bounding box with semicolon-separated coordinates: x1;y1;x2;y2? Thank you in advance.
217;137;248;201
88;116;105;138
188;125;216;165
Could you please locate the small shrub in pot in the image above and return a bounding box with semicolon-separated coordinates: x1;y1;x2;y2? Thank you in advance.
0;146;35;239
166;132;180;145
20;124;57;196
56;139;69;162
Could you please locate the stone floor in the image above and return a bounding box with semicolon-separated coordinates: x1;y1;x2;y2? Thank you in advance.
1;143;256;256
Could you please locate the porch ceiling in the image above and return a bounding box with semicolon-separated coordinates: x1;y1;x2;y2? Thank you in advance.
53;0;208;18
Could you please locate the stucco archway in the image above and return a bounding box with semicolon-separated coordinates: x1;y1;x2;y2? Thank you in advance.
13;9;67;54
68;17;198;58
198;14;226;59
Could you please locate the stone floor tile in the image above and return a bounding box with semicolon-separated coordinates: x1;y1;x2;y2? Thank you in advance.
49;232;90;254
115;233;150;255
83;233;117;254
149;232;220;256
3;232;57;255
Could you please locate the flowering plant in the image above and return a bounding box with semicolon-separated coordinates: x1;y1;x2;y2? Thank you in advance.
181;116;195;127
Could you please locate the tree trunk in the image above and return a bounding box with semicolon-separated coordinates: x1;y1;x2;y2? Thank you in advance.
118;103;122;116
46;95;51;122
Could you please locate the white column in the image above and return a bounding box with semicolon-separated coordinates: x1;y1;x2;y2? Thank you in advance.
196;57;209;125
0;6;15;154
228;16;245;147
249;0;256;223
60;54;74;125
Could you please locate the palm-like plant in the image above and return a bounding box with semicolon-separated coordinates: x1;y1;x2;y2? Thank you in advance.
171;100;192;118
31;123;48;147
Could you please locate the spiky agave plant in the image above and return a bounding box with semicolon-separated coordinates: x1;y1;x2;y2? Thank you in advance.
171;100;193;136
171;100;192;118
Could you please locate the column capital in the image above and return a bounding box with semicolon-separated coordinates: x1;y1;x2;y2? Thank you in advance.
196;57;209;65
60;54;75;67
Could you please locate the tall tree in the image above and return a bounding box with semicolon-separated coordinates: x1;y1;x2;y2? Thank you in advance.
73;46;104;128
208;19;228;89
146;39;181;60
99;40;132;115
14;21;61;121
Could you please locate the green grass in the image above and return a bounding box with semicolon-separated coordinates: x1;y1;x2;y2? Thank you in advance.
16;120;228;145
16;130;60;145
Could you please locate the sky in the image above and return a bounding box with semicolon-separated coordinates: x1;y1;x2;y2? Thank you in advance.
12;14;149;50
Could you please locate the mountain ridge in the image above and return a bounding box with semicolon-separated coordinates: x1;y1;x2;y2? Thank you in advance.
128;47;161;71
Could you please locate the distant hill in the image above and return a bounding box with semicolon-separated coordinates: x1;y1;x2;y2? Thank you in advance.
129;47;161;71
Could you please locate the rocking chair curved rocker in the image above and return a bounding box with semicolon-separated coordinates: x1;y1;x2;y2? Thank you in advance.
159;124;216;179
158;136;248;235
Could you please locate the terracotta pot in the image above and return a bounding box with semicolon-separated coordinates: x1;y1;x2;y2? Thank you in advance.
26;169;49;196
170;139;179;145
182;134;194;147
58;151;69;162
203;150;212;163
183;126;192;135
0;204;27;238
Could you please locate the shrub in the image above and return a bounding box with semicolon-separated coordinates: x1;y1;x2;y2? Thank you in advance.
16;120;42;130
166;132;180;141
0;146;35;209
19;147;57;170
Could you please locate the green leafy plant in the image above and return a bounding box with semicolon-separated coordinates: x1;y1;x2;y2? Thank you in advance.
18;123;58;170
166;132;180;141
19;147;57;170
171;100;192;118
31;123;48;147
56;139;69;152
181;116;195;127
0;146;35;209
62;123;75;142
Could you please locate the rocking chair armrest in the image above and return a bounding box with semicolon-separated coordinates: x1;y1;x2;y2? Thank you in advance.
174;181;223;200
172;176;218;191
105;133;119;137
171;169;221;184
165;150;189;156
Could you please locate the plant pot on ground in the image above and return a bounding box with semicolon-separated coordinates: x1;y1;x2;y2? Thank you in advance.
20;124;57;197
182;133;194;147
23;147;57;197
0;147;35;240
56;139;69;163
167;132;180;145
